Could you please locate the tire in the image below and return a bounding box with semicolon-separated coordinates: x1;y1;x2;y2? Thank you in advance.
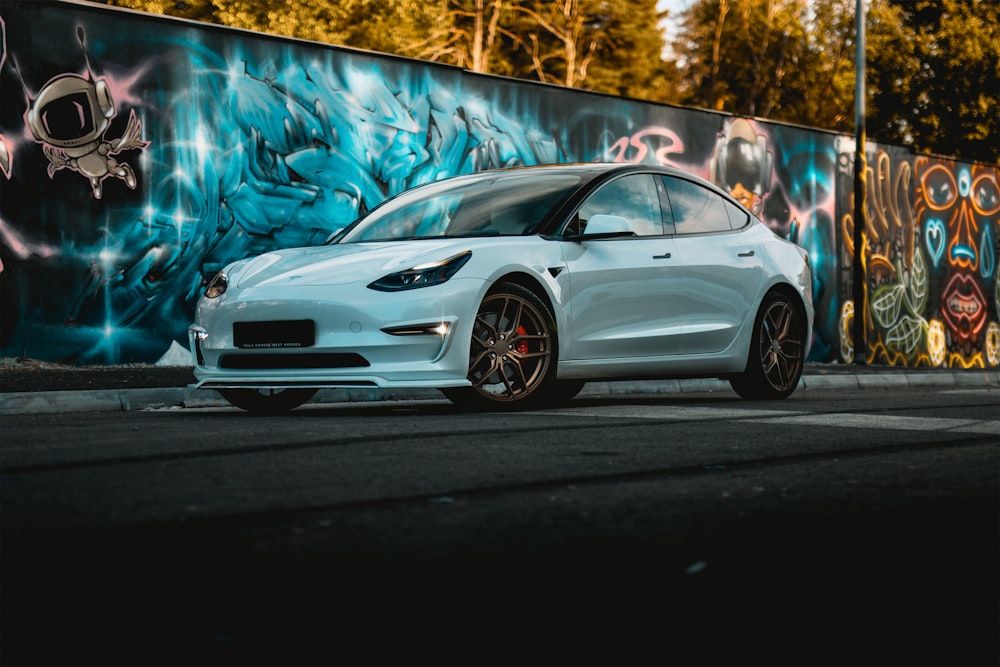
729;292;806;400
219;387;318;414
442;282;558;410
541;380;586;405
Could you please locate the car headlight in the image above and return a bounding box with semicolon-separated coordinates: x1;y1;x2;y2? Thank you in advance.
204;271;229;299
367;251;471;292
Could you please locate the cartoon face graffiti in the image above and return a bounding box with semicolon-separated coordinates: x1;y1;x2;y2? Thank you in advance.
917;158;1000;363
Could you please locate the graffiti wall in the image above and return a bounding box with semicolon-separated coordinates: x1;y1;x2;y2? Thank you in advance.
1;0;997;367
832;145;1000;368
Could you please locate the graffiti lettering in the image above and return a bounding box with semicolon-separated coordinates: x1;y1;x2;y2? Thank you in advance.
605;126;685;166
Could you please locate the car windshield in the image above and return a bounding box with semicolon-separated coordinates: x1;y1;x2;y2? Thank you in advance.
334;172;581;243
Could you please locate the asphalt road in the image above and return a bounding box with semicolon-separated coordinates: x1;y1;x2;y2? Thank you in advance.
2;386;998;665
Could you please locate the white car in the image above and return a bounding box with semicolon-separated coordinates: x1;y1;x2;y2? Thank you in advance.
189;163;813;413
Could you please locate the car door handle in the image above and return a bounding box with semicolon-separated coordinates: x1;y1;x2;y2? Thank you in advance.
738;250;755;257
653;252;672;259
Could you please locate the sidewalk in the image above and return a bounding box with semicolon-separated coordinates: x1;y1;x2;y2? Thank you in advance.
2;357;998;415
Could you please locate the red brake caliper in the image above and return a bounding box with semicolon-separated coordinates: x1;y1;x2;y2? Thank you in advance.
516;325;529;354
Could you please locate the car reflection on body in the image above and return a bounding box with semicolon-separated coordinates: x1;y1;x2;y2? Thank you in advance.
188;163;813;413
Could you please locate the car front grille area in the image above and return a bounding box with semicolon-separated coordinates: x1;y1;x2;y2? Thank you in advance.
218;353;371;369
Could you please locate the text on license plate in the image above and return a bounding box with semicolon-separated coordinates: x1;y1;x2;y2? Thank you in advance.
233;319;315;349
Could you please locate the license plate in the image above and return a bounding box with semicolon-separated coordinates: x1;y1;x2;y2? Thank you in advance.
233;319;315;349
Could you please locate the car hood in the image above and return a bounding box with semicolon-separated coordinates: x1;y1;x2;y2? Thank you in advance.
234;240;476;288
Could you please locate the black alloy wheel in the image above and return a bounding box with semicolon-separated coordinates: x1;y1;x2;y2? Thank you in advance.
442;282;559;409
730;291;806;400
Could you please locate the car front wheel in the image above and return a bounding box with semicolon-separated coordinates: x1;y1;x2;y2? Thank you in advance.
442;282;558;410
219;387;318;414
730;292;806;400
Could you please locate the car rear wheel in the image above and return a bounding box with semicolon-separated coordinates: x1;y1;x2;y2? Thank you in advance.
219;387;318;414
442;282;558;409
730;292;805;400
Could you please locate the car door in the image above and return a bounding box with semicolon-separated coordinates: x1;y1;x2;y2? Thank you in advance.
560;173;683;360
661;174;770;355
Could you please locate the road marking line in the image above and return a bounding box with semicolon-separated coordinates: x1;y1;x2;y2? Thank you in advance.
753;413;1000;435
535;406;1000;435
535;406;803;420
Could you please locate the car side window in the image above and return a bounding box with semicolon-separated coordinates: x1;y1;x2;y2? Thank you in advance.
662;176;735;235
576;174;665;236
725;198;750;229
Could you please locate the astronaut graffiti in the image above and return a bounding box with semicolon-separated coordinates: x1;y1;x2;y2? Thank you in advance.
12;26;149;200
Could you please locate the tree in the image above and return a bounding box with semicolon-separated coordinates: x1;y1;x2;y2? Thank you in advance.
104;0;218;22
672;0;998;163
102;0;442;56
500;0;606;88
674;0;813;117
405;0;511;74
498;0;673;99
406;0;674;101
783;0;856;131
579;0;678;103
868;0;999;164
215;0;444;55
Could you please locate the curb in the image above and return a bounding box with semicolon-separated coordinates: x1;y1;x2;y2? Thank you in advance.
2;371;998;415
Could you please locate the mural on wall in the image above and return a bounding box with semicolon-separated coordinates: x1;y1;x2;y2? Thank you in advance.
0;0;996;369
835;146;1000;368
916;158;1000;367
17;25;149;200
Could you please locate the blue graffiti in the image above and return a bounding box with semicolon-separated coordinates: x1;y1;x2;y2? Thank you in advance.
2;30;575;362
925;217;946;268
982;223;995;280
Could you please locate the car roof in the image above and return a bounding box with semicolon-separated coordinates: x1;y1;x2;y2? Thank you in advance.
466;162;694;179
454;162;730;197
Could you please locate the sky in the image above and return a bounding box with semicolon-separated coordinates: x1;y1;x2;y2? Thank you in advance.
658;0;694;56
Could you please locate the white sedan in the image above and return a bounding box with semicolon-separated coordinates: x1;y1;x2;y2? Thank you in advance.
188;163;813;413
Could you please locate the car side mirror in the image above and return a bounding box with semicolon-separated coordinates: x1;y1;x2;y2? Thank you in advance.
585;214;632;235
565;214;636;241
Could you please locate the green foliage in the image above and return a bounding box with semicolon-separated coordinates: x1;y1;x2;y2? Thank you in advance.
570;0;678;102
107;0;218;22
868;0;999;164
104;0;443;53
787;0;857;130
675;0;845;122
402;0;514;74
674;0;997;163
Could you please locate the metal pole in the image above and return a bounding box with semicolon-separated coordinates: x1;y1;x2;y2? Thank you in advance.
852;0;867;365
